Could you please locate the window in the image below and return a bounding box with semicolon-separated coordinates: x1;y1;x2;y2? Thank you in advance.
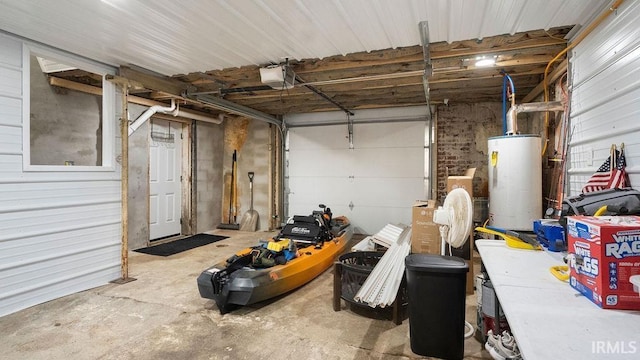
23;46;115;171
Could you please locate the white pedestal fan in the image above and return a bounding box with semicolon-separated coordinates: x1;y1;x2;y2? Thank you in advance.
433;187;475;338
433;188;474;255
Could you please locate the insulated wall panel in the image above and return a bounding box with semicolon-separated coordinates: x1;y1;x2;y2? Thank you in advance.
0;35;121;317
567;1;640;195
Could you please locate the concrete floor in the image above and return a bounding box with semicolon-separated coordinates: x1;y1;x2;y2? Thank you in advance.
0;230;493;360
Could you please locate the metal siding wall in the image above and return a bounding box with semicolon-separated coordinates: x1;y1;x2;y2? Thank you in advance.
568;1;640;195
0;35;121;317
0;0;606;75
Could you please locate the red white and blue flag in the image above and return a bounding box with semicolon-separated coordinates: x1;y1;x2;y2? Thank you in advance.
582;145;629;193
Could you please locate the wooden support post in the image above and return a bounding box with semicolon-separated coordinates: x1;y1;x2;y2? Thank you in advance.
111;83;136;284
121;86;130;280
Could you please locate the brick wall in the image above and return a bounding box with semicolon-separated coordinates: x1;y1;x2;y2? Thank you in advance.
436;102;503;203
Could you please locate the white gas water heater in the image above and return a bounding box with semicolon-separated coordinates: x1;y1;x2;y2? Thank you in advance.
488;101;563;231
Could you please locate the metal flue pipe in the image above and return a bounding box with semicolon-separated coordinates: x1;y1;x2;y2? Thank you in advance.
506;101;564;135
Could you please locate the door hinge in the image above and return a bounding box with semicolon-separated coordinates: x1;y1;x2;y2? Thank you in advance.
180;176;183;182
181;133;183;139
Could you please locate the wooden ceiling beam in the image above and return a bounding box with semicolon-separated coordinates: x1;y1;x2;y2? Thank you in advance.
49;76;221;119
252;95;430;115
120;66;194;97
289;27;569;75
270;86;540;112
242;81;547;113
228;71;542;106
167;27;572;115
235;86;427;109
250;87;534;113
221;55;555;99
429;27;569;58
198;46;563;93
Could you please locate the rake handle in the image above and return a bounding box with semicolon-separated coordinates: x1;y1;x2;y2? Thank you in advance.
248;172;254;211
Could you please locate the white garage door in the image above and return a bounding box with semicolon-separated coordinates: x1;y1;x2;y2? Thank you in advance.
286;117;428;235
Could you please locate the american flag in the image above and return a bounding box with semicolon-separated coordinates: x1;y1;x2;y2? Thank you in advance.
582;147;628;193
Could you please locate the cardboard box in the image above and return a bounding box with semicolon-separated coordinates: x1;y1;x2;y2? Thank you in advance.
411;200;441;255
411;200;475;294
446;168;476;196
567;216;640;309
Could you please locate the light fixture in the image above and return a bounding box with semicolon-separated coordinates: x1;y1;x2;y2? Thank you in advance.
475;55;496;67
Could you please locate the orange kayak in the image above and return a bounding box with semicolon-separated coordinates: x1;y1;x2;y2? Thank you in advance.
197;210;352;314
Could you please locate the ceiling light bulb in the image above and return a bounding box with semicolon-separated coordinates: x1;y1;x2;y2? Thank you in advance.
475;58;496;67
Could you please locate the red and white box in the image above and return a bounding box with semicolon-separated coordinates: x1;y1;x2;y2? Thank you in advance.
566;216;640;309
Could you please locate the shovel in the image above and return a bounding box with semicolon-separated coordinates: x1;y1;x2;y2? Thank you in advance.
239;172;259;231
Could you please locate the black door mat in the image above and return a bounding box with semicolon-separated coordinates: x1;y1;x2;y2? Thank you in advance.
134;234;228;257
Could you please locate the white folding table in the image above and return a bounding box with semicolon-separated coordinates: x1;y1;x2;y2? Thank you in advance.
476;239;640;359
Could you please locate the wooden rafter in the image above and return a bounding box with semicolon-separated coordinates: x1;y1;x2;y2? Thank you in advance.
164;26;573;114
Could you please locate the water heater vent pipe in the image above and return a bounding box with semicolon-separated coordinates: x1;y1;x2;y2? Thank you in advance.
505;101;564;135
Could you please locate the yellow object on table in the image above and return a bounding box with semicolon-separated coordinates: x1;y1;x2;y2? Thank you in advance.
475;227;542;250
550;265;569;282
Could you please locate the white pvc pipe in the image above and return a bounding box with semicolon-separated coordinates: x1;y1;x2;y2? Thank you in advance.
177;110;223;124
129;99;176;136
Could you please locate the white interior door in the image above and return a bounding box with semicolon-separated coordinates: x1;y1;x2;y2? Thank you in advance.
149;119;182;240
287;121;426;234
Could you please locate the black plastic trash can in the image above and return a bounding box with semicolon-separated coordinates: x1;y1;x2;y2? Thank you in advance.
405;254;469;360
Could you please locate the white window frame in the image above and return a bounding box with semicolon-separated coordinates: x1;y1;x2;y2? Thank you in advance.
22;44;116;172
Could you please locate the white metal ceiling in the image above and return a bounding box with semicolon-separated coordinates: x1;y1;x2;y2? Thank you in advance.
0;0;608;76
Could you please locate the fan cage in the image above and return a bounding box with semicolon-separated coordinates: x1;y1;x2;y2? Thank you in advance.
442;188;473;249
